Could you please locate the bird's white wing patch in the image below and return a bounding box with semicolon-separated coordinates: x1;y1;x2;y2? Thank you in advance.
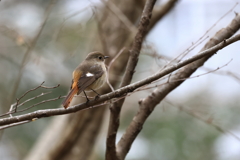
86;72;94;77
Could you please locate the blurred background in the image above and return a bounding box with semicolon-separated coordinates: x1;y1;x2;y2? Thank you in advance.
0;0;240;160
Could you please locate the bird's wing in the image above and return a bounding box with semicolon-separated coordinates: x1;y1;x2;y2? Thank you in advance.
77;64;104;93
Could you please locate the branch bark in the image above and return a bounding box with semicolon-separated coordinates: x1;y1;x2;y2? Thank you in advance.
106;0;156;160
24;0;144;160
1;32;240;127
116;13;240;159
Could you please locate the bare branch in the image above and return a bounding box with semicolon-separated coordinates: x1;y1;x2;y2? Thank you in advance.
23;1;145;160
161;3;237;68
0;33;239;129
166;36;209;67
14;81;45;107
145;48;240;85
17;95;63;113
0;120;32;130
5;82;60;117
0;92;52;118
106;0;157;159
136;59;232;92
107;47;126;92
116;13;240;158
202;66;240;84
165;100;240;141
0;59;230;130
9;81;60;114
40;84;60;89
175;3;238;63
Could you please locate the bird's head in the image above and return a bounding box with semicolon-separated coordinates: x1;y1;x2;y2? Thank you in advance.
85;51;109;63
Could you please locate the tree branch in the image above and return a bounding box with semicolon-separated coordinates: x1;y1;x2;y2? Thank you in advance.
116;13;240;159
24;1;145;160
106;0;156;159
165;99;240;141
0;32;239;128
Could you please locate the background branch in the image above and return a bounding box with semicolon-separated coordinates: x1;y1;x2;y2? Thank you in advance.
1;1;240;160
106;0;157;159
116;13;240;158
8;0;56;107
0;32;239;127
24;0;145;160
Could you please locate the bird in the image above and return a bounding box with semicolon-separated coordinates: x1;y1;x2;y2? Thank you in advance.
62;51;109;109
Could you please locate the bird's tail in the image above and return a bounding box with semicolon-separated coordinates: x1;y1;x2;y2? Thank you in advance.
62;86;78;109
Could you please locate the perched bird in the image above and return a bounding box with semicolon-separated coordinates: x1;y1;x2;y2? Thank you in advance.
62;51;109;109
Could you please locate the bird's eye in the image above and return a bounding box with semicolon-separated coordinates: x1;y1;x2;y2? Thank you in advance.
98;56;102;60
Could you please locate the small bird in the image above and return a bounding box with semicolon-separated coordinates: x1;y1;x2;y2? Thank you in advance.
62;51;109;109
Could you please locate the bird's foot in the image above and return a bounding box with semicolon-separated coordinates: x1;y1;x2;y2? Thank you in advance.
94;95;100;100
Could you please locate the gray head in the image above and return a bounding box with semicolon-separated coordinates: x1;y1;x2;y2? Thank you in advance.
85;51;109;62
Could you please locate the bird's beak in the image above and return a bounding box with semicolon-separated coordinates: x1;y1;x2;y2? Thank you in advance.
104;56;109;59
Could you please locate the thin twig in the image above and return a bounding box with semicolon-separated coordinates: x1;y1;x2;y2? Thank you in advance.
177;3;238;62
145;48;240;85
17;95;63;113
6;82;60;117
1;92;91;118
202;66;240;84
0;92;52;118
108;47;126;72
16;81;45;103
165;100;240;141
164;3;237;68
116;14;240;159
0;33;239;128
0;120;32;130
10;81;45;115
106;1;157;159
107;47;126;92
10;82;60;112
135;59;232;91
8;0;56;108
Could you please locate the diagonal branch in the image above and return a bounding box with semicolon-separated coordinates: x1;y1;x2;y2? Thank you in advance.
106;0;157;159
0;32;239;128
165;99;240;141
116;13;240;159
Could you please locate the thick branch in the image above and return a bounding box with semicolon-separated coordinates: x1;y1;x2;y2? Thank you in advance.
106;1;179;158
106;1;156;159
116;13;240;159
0;33;240;127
